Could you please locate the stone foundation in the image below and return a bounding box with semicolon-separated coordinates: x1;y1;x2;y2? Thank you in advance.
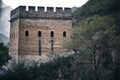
10;55;50;65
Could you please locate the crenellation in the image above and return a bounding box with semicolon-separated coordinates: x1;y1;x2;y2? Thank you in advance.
10;6;72;22
56;7;63;13
19;6;27;18
38;6;44;12
28;6;35;12
11;7;19;20
19;6;26;12
55;7;63;19
63;8;71;19
47;7;54;12
64;8;71;13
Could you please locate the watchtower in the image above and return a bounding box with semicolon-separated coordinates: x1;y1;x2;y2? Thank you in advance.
9;6;72;63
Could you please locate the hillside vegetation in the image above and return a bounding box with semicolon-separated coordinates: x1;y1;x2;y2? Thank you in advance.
69;0;120;79
73;0;120;24
72;0;120;64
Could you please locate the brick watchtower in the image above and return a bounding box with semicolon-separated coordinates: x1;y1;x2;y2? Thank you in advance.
9;6;72;63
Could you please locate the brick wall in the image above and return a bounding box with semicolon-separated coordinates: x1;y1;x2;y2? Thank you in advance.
9;6;72;63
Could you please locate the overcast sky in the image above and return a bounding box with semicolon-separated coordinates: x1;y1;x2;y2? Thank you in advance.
3;0;88;9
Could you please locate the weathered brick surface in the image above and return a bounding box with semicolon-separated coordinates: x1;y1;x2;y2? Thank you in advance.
18;19;72;55
9;6;72;63
9;19;19;55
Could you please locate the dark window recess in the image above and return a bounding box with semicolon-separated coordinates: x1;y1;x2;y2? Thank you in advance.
38;31;41;37
39;40;42;55
51;40;54;52
51;31;54;37
63;31;66;37
25;31;29;37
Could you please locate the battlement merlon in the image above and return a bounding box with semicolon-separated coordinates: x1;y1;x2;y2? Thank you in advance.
10;6;72;22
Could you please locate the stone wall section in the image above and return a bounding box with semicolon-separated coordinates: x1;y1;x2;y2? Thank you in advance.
9;19;19;63
9;6;72;63
18;19;72;55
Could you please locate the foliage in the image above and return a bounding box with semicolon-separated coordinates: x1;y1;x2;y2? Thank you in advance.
73;0;120;26
0;43;11;67
72;0;120;79
0;55;77;80
68;15;114;51
67;15;115;80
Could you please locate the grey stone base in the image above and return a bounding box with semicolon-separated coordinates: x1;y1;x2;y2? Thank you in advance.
9;55;49;66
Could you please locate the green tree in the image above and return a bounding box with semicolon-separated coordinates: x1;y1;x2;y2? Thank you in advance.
0;43;11;67
72;0;120;79
67;15;114;80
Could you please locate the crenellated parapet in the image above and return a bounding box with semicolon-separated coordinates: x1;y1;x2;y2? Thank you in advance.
10;6;72;21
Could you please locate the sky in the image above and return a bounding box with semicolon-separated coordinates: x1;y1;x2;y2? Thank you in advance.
3;0;88;9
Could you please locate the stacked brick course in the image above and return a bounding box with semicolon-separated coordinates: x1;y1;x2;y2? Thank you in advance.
9;6;72;63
